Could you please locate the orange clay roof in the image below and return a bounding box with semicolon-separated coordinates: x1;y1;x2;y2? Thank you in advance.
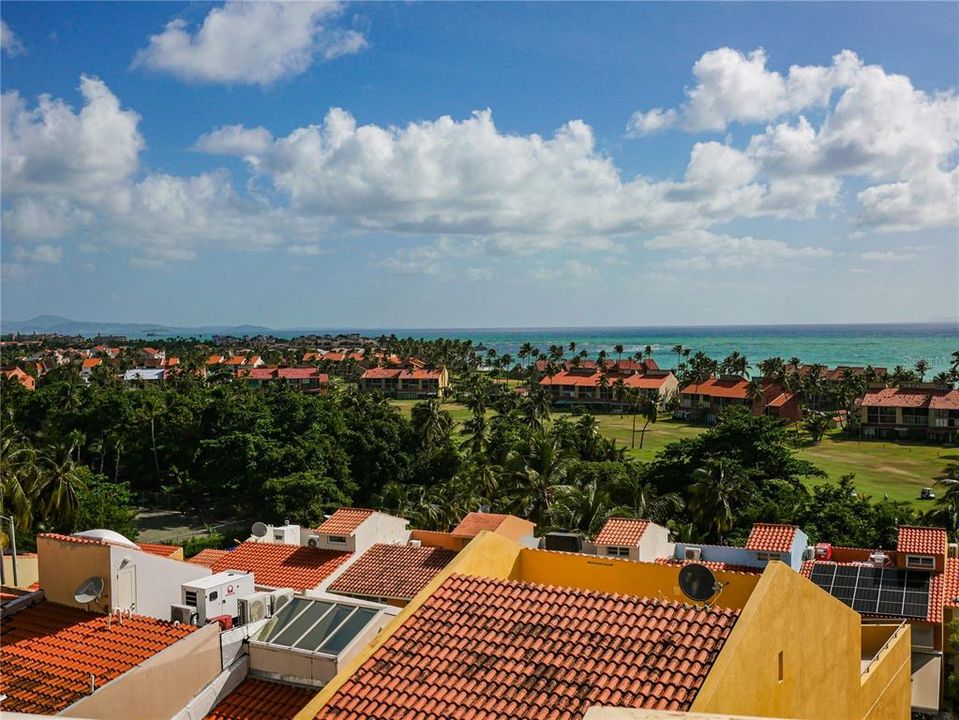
207;355;225;365
316;508;375;535
314;574;739;719
136;543;180;558
451;512;509;537
361;367;401;379
81;358;102;369
744;524;798;553
210;542;350;591
654;558;761;575
861;387;959;410
897;526;948;556
943;558;959;609
204;677;315;720
679;376;749;399
0;600;195;715
930;392;959;410
328;544;458;601
188;548;232;567
594;518;650;547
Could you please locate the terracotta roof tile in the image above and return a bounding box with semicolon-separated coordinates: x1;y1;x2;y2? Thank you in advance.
594;518;650;547
188;549;231;567
38;532;109;547
451;512;509;537
744;524;798;553
204;678;315;720
897;526;947;556
137;543;180;559
655;558;761;575
0;601;195;715
210;542;350;591
328;544;457;601
316;508;376;536
679;376;749;400
943;558;959;609
315;574;739;719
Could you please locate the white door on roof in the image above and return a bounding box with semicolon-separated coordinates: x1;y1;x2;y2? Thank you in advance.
116;566;137;611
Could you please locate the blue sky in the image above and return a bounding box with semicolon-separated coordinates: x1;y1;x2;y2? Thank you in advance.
2;2;957;329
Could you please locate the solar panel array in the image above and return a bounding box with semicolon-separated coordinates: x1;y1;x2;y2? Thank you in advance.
809;564;930;619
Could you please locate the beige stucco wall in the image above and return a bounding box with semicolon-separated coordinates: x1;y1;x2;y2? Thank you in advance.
61;623;221;720
37;537;112;612
2;553;39;588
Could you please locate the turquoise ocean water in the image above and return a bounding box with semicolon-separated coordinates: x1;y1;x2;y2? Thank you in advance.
363;323;959;376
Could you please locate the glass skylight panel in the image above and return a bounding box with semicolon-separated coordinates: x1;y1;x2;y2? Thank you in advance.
271;601;335;645
293;604;355;651
318;607;379;654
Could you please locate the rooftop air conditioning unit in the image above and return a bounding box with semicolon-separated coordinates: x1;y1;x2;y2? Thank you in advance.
684;546;702;561
170;604;197;625
237;592;272;626
271;588;294;614
409;539;422;548
306;535;321;549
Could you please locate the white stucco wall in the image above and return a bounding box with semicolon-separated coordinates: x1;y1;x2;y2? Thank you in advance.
108;546;212;620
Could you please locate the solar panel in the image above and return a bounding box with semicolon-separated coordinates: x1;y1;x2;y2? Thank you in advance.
808;564;930;620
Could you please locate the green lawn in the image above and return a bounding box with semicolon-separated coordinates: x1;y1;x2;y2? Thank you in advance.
392;399;956;506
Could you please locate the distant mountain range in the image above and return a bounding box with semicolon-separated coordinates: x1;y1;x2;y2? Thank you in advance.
0;315;324;339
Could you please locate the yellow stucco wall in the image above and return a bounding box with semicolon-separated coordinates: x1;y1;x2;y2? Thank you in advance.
692;562;910;720
513;549;760;610
2;553;39;588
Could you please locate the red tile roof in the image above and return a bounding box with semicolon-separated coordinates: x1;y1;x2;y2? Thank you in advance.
655;558;761;575
328;544;457;601
316;508;375;536
242;367;277;380
315;574;739;719
397;368;444;380
81;358;102;369
0;601;195;715
361;367;401;380
897;526;947;556
943;558;959;609
276;368;328;381
861;387;959;410
210;542;350;591
930;392;959;410
679;376;749;400
744;524;798;554
594;518;650;547
204;678;315;720
623;374;672;390
451;512;509;537
188;548;232;567
137;542;180;558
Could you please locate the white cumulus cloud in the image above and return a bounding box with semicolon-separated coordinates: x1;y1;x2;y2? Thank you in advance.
1;19;25;56
646;229;832;269
132;1;367;86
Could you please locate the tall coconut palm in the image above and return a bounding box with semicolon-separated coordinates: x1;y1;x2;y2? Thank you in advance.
505;431;574;526
613;463;684;524
636;395;658;449
689;459;747;543
0;436;44;532
40;447;87;527
411;399;453;450
614;344;624;364
671;344;686;369
914;358;930;382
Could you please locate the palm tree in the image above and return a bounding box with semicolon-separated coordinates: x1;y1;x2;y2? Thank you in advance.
0;435;45;532
568;341;577;354
549;477;619;534
505;431;574;526
636;395;658;449
614;344;624;364
411;399;453;450
914;358;930;382
689;459;747;543
613;463;684;524
644;345;653;359
40;448;87;527
745;378;765;414
671;344;686;369
804;412;832;443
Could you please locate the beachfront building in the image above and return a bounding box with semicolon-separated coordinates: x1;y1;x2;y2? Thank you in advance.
298;529;912;720
538;359;678;409
358;365;449;398
237;367;331;394
676;375;801;424
859;384;959;442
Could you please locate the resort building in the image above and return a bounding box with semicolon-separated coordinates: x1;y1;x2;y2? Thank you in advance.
676;376;802;424
358;365;449;398
539;360;679;409
859;384;959;442
297;530;912;720
1;366;35;390
237;367;331;393
800;526;957;713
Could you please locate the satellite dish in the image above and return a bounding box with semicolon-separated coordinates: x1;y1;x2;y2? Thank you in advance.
74;576;105;605
678;563;718;603
251;522;268;538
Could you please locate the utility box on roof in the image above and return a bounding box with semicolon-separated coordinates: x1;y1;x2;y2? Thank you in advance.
181;570;254;624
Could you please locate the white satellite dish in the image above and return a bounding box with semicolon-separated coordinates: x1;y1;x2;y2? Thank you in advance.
74;576;105;605
251;522;268;538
